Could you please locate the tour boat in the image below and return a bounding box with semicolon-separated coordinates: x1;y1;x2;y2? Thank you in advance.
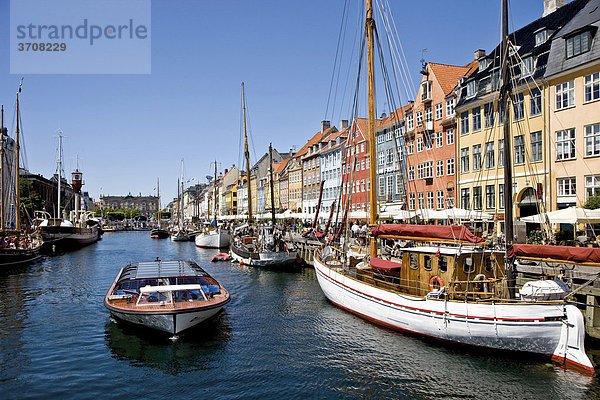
104;259;230;335
314;0;593;373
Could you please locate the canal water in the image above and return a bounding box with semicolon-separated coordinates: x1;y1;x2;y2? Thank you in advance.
1;231;600;399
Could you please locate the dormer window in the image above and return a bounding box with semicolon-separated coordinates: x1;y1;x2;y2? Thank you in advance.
535;29;548;46
521;56;534;77
421;80;432;102
566;30;591;58
478;59;489;72
466;80;476;98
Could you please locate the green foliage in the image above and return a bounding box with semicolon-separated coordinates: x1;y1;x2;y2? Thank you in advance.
527;229;544;245
584;195;600;210
19;179;43;218
155;211;171;220
95;208;140;220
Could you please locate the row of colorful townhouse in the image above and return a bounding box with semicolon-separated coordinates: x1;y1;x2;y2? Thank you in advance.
191;0;600;223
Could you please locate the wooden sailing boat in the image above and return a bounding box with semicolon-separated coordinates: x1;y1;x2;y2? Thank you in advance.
0;88;42;267
194;160;230;248
229;83;298;267
172;160;190;242
151;179;169;239
313;0;594;372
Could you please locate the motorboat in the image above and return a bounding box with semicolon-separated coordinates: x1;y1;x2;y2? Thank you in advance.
104;259;230;336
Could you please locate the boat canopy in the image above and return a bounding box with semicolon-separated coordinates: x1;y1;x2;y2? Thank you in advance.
369;258;402;270
509;244;600;264
371;224;485;243
139;284;203;293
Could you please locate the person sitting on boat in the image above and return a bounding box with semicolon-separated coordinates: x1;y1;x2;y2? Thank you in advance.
576;231;588;245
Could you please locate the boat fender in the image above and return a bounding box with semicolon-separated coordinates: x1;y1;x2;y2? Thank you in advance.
473;274;488;292
429;276;444;291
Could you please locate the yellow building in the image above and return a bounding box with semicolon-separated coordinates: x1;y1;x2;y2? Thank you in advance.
454;4;588;221
287;158;303;213
250;175;257;215
545;4;600;210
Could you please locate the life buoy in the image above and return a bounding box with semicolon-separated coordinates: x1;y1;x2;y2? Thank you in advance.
429;275;444;291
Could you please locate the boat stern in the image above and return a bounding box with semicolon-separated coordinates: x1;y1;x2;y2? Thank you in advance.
552;305;594;373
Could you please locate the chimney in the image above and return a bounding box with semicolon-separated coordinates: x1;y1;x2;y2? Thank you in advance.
340;119;349;129
321;120;330;132
474;49;486;61
543;0;566;17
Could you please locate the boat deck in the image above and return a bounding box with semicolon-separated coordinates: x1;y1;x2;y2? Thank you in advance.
107;294;229;312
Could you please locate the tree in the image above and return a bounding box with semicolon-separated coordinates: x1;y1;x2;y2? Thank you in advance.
584;195;600;210
19;179;43;221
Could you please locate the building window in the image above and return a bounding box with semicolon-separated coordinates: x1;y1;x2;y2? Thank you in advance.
446;128;454;145
435;103;443;120
473;144;482;171
361;179;366;192
461;147;469;173
422;80;432;101
425;107;433;123
586;175;600;199
427;192;434;209
484;102;494;128
466;80;476;98
446;197;455;208
472;107;481;131
423;161;433;179
425;133;433;150
498;100;504;124
407;113;414;131
418;192;424;209
585;72;600;103
386;175;394;195
521;56;534;77
566;31;591;58
482;142;494;170
557;177;576;197
435;131;443;148
408;166;415;181
514;135;525;164
535;29;548;46
447;158;455;175
531;131;543;162
436;190;444;210
446;98;455;117
436;160;444;177
461;188;470;209
416;111;423;126
513;93;525;120
461;111;469;134
473;186;482;210
378;152;385;166
417;137;423;152
407;141;414;154
378;177;385;196
556;129;576;161
486;185;495;209
530;88;542;116
556;81;575;110
498;139;504;167
409;193;415;210
499;184;505;209
386;148;394;164
386;131;393;141
585;123;600;157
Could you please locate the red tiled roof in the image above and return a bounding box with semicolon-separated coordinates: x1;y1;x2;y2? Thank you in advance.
428;62;474;96
294;126;337;158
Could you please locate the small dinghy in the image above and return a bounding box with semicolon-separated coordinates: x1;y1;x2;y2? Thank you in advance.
211;253;231;262
104;259;230;336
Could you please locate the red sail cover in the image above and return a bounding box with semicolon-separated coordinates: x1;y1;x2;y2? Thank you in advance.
371;224;484;243
510;244;600;264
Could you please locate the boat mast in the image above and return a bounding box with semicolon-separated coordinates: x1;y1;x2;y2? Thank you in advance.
213;159;217;225
242;82;253;223
366;0;377;259
177;178;181;228
180;158;184;229
1;105;4;231
157;178;161;229
57;132;63;219
15;92;21;232
500;0;515;298
269;143;276;226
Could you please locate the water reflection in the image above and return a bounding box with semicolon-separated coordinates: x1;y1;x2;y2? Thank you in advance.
105;311;232;375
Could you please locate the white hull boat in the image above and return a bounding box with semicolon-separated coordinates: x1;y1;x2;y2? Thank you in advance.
313;246;593;372
195;228;230;249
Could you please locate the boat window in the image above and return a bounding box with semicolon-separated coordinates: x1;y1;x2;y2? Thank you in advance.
410;254;418;269
188;289;204;301
138;291;171;305
172;290;203;303
438;256;448;273
463;257;475;273
485;257;494;272
424;255;432;271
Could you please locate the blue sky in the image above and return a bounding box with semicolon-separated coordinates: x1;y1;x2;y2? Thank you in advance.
0;0;548;205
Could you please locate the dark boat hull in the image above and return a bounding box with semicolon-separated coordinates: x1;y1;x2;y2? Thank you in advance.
150;229;169;239
0;248;42;268
39;225;102;250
